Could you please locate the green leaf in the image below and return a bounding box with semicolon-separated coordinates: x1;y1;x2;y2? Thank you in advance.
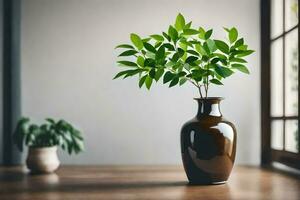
113;69;140;79
195;43;207;55
206;39;217;52
215;66;234;78
213;53;227;60
123;69;142;78
162;32;171;41
144;58;155;68
72;137;84;153
183;29;199;35
174;62;184;71
115;44;135;49
155;42;162;48
149;68;156;78
142;37;151;42
214;40;229;54
145;75;153;90
211;57;220;64
230;57;247;63
162;43;175;51
189;40;200;44
165;51;173;56
165;61;175;68
186;50;199;56
198;27;206;39
183;63;190;70
233;38;244;48
169;76;179;87
143;42;156;53
150;34;164;41
210;79;223;85
179;77;188;85
238;45;248;50
117;60;138;67
203;42;211;54
231;64;250;74
185;56;198;64
139;75;147;88
184;21;192;29
177;48;185;57
165;51;172;56
178;71;187;77
130;33;143;50
215;73;223;81
137;56;144;67
113;70;130;79
220;59;228;65
205;29;213;39
118;50;138;57
171;53;180;62
179;39;193;47
155;68;164;81
145;51;155;59
155;46;165;61
191;69;205;81
229;27;238;43
201;55;209;62
223;27;230;32
179;42;187;51
67;142;73;154
168;25;178;42
236;50;254;57
46;118;55;124
175;13;185;31
163;71;175;83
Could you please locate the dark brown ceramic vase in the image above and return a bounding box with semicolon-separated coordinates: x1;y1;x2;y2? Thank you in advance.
181;97;236;185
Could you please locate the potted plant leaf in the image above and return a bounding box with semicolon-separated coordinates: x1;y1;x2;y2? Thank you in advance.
114;13;254;184
13;117;84;174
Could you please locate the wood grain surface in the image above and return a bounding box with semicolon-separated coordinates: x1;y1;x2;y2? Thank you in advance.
0;165;299;200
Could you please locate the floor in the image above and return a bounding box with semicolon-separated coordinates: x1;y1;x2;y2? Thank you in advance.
0;165;299;200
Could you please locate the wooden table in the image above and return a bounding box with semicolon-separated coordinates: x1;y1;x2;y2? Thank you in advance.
0;165;299;200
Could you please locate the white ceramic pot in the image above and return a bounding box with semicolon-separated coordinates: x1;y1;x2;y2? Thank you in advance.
26;146;60;174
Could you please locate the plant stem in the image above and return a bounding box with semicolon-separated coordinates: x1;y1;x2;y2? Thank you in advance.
185;67;203;98
167;42;205;98
205;63;210;98
187;79;202;98
205;84;208;98
205;77;209;98
197;83;203;98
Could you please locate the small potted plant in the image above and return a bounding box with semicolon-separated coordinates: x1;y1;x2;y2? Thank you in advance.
114;13;254;184
13;117;84;174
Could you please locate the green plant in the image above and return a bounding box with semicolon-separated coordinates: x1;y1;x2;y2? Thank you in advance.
114;13;254;98
13;117;84;154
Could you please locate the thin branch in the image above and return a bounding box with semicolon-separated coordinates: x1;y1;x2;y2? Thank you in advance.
204;62;210;98
188;79;198;87
185;66;203;98
206;78;209;98
197;83;203;99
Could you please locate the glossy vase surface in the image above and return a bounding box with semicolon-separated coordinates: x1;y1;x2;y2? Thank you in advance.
181;97;236;185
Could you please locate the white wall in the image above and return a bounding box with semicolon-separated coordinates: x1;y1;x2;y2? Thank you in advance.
21;0;260;165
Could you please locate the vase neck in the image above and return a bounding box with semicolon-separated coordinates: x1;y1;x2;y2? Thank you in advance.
195;98;223;118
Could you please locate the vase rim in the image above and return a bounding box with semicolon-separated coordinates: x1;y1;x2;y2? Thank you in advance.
29;146;57;151
193;97;224;101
